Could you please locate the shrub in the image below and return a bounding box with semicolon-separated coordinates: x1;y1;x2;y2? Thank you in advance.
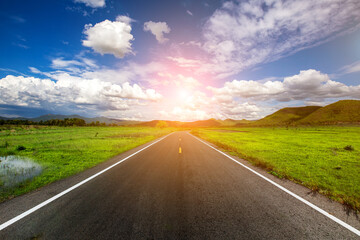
344;145;354;151
16;145;26;151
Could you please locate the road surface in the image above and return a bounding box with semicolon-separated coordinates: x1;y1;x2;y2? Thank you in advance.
0;131;359;239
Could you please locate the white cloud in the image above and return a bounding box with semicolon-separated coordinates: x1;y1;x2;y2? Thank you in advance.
208;69;360;102
28;67;41;74
217;101;262;119
226;102;260;116
174;74;201;89
158;100;262;121
80;57;98;69
82;61;165;84
167;57;202;68
144;21;171;44
74;0;105;8
24;58;165;119
341;61;360;74
32;55;162;87
152;73;201;90
210;79;284;99
156;87;264;121
179;41;202;48
115;15;134;24
82;16;134;58
0;75;162;113
186;10;193;16
50;57;98;71
51;58;83;69
203;0;360;77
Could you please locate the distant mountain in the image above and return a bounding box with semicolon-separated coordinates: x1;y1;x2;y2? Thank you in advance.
252;106;322;126
0;116;28;121
30;114;84;122
298;100;360;125
0;114;141;125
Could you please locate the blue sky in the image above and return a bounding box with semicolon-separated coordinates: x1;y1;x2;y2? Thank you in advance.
1;0;360;120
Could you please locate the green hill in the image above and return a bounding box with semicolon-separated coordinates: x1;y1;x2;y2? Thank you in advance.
253;106;322;126
181;118;221;128
221;119;252;126
298;100;360;125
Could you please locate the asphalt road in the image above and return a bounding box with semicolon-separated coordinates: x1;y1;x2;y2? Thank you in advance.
0;132;359;239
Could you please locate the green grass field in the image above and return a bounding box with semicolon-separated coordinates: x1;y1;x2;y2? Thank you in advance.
192;126;360;211
0;126;171;201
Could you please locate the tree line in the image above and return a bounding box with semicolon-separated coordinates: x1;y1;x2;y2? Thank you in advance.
0;118;110;126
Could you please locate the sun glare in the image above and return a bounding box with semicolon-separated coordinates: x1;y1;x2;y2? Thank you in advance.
178;89;190;99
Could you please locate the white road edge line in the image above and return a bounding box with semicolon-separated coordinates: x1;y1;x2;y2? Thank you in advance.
189;133;360;237
0;132;174;231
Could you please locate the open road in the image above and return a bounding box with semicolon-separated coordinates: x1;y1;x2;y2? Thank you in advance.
0;131;359;239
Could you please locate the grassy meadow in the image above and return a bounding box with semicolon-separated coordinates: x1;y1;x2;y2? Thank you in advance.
0;126;172;201
192;126;360;211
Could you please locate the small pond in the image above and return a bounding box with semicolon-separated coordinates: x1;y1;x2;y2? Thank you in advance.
0;156;42;188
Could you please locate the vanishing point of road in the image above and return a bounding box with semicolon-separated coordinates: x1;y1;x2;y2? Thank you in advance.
0;132;359;239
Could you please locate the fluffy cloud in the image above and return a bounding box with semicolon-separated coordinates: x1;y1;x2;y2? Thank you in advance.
225;102;260;116
217;101;262;119
0;75;162;113
209;69;360;102
144;21;171;43
203;0;360;77
82;16;134;58
74;0;105;8
210;79;284;99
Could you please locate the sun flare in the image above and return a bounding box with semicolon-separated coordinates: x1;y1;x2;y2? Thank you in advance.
178;89;190;99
